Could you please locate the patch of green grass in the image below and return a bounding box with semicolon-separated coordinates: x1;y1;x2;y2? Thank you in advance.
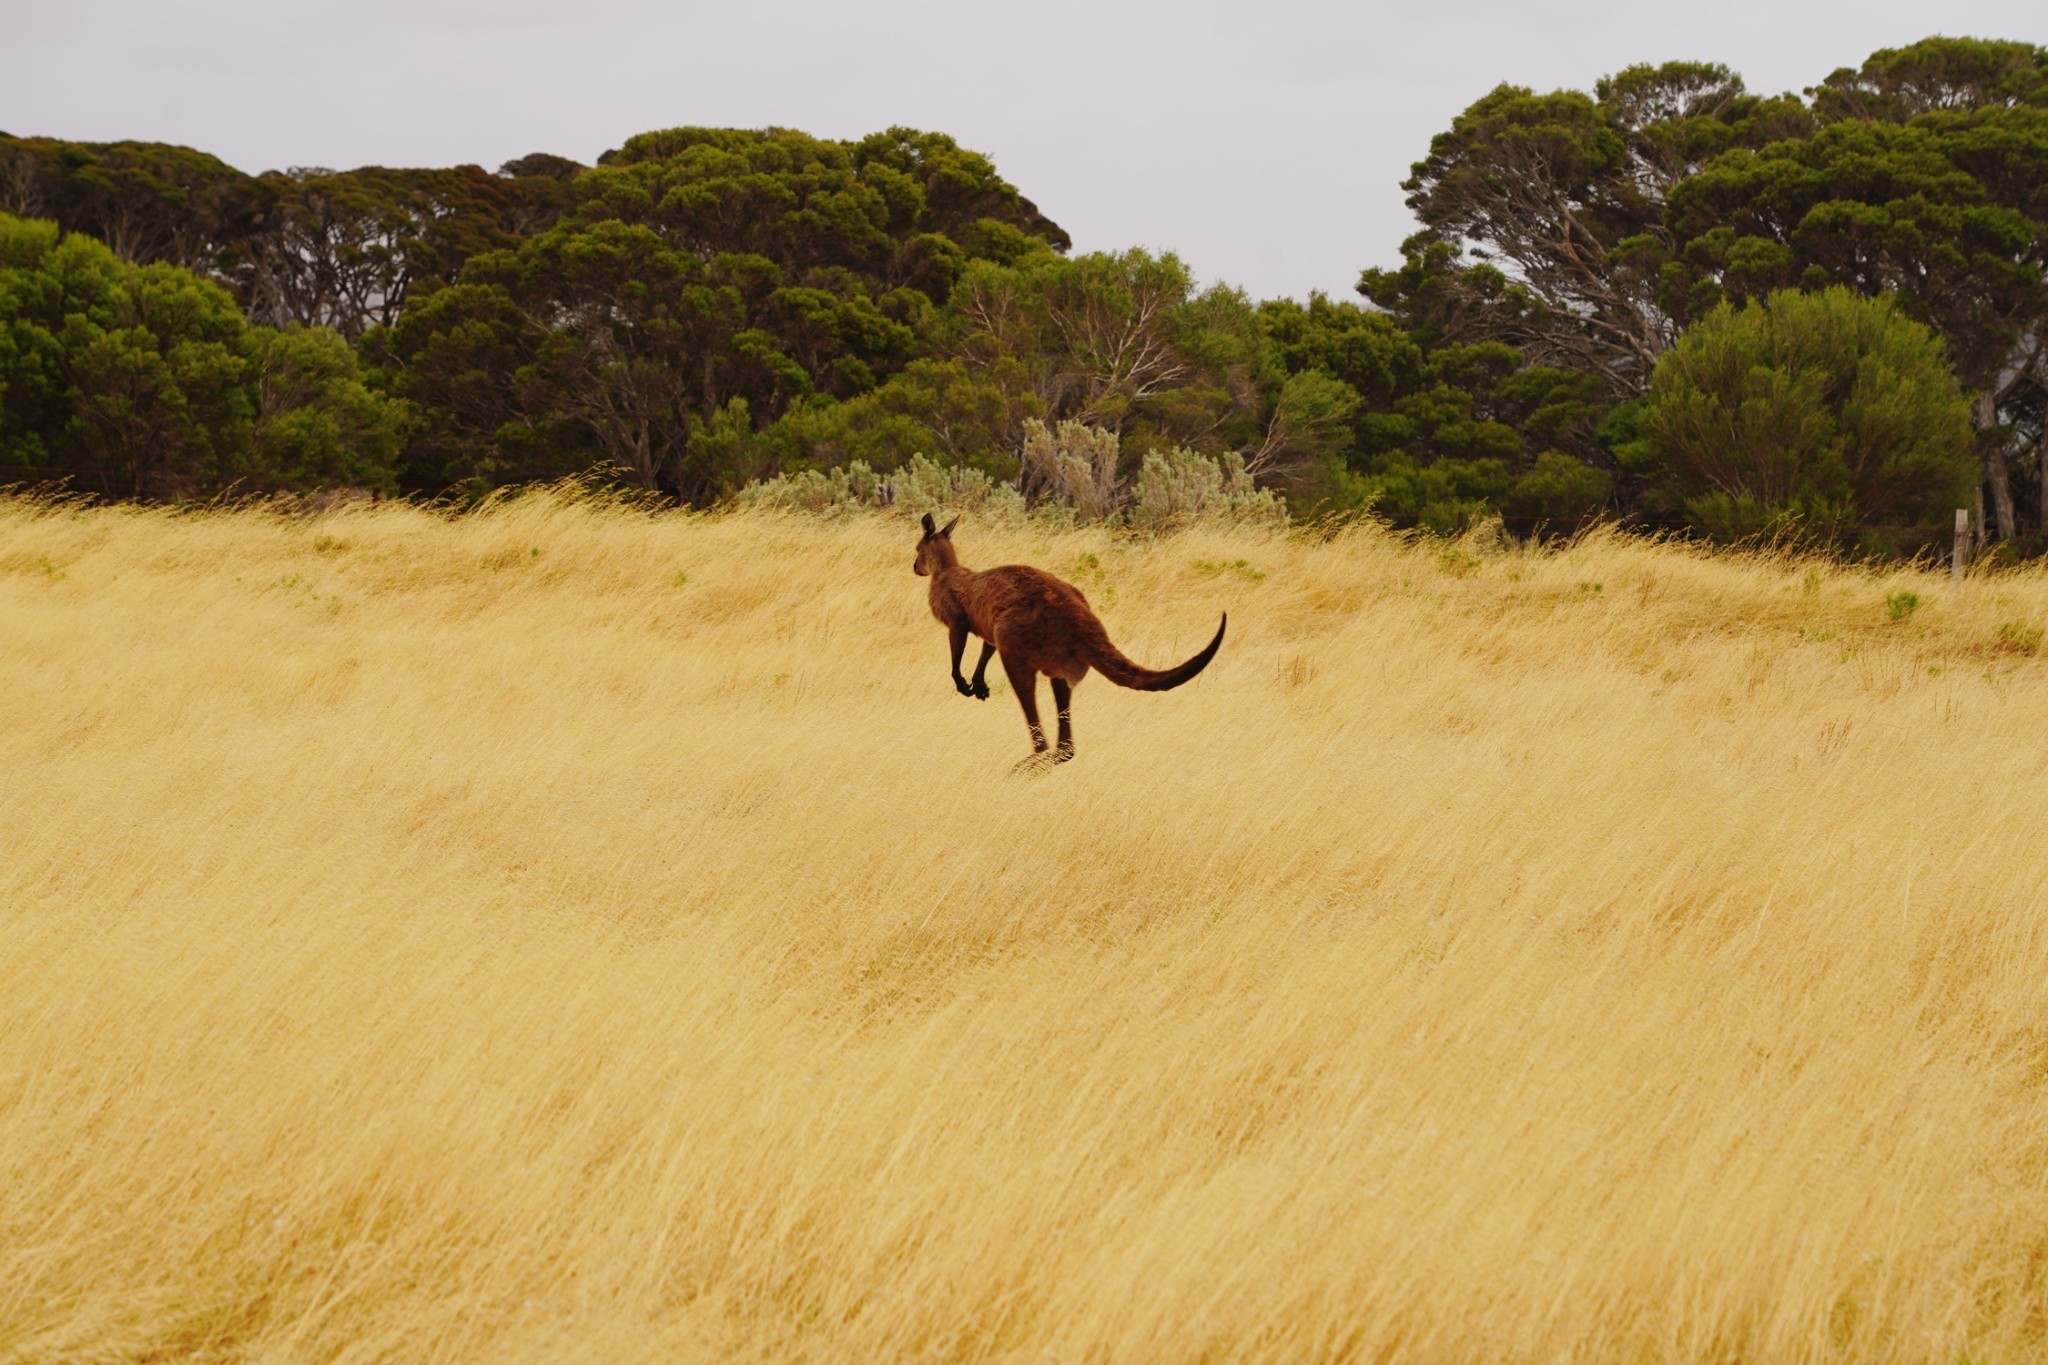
1885;590;1920;621
1437;546;1480;578
1995;620;2042;655
1071;552;1115;601
1193;558;1266;582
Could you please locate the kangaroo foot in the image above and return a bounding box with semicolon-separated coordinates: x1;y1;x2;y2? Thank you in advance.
972;678;990;700
954;675;974;697
1055;746;1075;764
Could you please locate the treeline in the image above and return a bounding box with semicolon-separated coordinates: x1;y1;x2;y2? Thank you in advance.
2;36;2045;554
1363;37;2048;551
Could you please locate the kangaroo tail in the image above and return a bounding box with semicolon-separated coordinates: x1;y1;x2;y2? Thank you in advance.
1089;613;1227;692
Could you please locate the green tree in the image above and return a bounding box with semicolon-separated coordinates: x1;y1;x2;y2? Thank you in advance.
755;248;1319;506
245;326;406;491
847;127;1070;276
360;282;564;495
0;134;270;274
472;220;746;495
0;212;402;499
941;249;1272;456
1811;37;2048;122
1364;64;1809;393
236;164;568;340
1342;342;1612;531
1621;287;1973;544
363;126;1069;501
1256;293;1613;527
1258;292;1424;407
576;126;1062;294
1667;38;2048;538
0;215;251;497
0;136;581;345
765;357;1043;477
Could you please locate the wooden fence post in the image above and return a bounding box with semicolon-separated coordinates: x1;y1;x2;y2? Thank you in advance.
1953;508;1970;584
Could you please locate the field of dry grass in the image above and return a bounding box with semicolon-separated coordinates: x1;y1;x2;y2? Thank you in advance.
5;491;2048;1361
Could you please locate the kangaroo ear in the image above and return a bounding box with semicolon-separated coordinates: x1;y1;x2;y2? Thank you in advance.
920;513;936;538
939;516;958;538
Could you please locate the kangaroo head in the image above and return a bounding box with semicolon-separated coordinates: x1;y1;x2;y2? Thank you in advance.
913;513;960;576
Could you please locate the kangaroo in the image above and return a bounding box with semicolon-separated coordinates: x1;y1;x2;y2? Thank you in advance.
914;513;1226;764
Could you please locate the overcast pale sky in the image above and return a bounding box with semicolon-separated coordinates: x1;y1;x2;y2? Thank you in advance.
3;1;2042;300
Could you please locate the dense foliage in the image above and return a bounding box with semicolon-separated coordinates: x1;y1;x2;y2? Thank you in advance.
2;34;2045;553
0;215;403;498
1620;288;1974;546
1364;37;2048;545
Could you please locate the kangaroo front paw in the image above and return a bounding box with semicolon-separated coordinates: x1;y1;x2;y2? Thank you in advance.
972;678;990;700
954;675;974;696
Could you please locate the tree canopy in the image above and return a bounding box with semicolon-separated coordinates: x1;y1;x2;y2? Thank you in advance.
1365;35;2048;546
1619;287;1975;546
0;212;405;498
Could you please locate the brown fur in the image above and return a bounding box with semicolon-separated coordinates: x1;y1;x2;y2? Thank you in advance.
914;513;1226;763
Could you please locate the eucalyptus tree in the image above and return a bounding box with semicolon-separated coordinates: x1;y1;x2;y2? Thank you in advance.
0;212;403;498
1667;38;2048;537
0;134;268;274
1362;62;1808;395
236;164;571;340
1620;287;1974;547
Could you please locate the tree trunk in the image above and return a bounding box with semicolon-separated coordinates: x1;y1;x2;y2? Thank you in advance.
2040;423;2048;537
1973;391;2016;542
1986;447;2017;542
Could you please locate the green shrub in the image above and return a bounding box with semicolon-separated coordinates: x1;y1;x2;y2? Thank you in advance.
1129;445;1285;530
1019;419;1122;522
737;430;1285;532
1506;450;1611;520
1621;287;1973;545
245;327;408;491
735;453;1024;519
1355;453;1513;534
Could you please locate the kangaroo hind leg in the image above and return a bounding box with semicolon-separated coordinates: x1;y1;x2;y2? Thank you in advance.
1002;652;1047;755
1050;677;1074;762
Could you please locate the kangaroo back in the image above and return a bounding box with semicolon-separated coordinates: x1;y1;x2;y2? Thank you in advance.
1086;614;1227;692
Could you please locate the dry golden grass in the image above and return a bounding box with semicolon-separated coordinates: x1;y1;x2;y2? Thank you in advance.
5;491;2048;1362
